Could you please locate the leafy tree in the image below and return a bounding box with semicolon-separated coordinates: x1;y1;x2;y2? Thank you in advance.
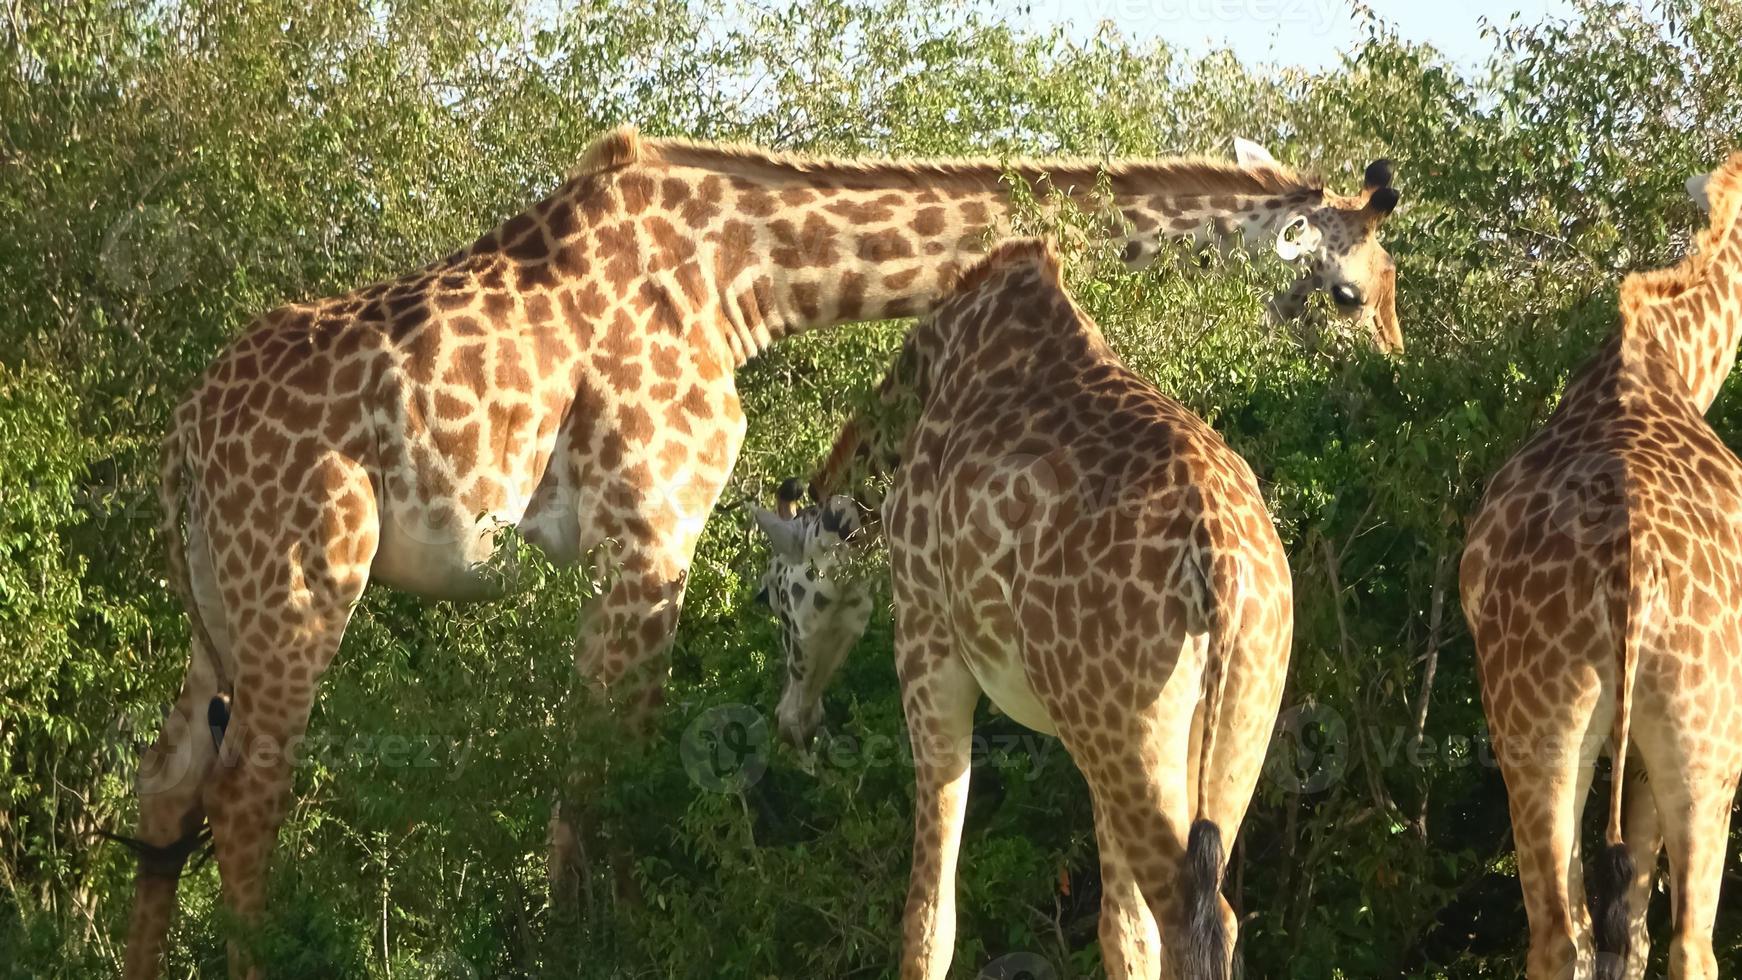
3;0;1740;975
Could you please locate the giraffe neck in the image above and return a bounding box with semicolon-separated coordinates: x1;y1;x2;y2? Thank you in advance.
808;339;922;524
1616;155;1742;412
807;242;1097;519
578;135;1325;367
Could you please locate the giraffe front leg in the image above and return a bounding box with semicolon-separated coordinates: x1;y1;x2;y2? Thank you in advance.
547;546;690;913
543;392;744;914
895;613;980;980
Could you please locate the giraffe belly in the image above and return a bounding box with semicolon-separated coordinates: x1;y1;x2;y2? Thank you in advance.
958;631;1059;736
373;502;529;600
371;474;584;601
369;391;591;600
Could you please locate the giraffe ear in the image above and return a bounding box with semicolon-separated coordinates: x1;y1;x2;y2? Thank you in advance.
1233;138;1278;168
1367;186;1400;218
775;477;805;519
752;507;806;561
1364;159;1395;191
818;495;863;543
1274;214;1321;261
1688;173;1713;214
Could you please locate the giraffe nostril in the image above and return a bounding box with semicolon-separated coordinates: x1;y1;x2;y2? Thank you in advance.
1330;283;1364;308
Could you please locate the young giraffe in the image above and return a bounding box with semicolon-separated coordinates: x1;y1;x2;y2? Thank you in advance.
126;128;1394;977
754;239;1293;980
1459;151;1742;980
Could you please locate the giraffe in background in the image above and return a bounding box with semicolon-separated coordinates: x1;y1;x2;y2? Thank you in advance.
1460;152;1742;980
756;239;1293;979
125;127;1399;977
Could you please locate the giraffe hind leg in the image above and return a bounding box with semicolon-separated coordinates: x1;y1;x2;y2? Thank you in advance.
1089;802;1162;980
121;575;229;980
198;458;378;978
1619;757;1662;980
122;690;219;980
1050;665;1198;980
1488;682;1608;980
1632;730;1738;980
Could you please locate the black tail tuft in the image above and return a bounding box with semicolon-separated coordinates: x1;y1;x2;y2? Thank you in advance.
1185;819;1229;980
207;695;230;748
1590;841;1634;980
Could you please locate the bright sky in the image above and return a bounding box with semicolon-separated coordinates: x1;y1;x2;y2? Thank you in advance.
1020;0;1580;70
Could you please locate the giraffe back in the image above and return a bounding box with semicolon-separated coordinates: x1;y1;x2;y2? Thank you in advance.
1460;329;1742;753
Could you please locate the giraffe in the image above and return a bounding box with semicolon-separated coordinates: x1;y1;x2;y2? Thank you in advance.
123;127;1393;978
750;152;1395;747
1459;151;1742;980
753;239;1293;979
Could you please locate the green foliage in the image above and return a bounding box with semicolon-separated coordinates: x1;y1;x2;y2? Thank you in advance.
4;0;1742;976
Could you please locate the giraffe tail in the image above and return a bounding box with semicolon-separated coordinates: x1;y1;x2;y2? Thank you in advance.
158;416;228;707
1592;525;1650;980
1184;542;1241;980
1184;819;1227;980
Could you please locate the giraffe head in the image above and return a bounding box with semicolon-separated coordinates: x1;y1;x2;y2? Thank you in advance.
751;480;876;747
1236;142;1403;352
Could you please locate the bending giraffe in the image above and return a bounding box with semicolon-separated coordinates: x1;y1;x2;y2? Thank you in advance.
1459;152;1742;980
126;128;1395;977
753;239;1293;979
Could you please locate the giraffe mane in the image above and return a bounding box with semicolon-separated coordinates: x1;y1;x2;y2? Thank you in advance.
811;418;865;501
947;237;1064;297
576;126;1324;198
1619;150;1742;322
573;125;646;175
